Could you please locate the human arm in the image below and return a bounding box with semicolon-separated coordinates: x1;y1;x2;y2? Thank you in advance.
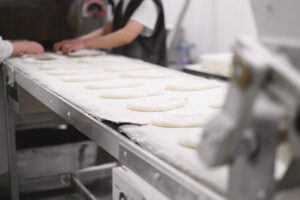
0;38;44;63
85;20;144;48
79;21;113;40
53;21;113;52
59;0;160;54
60;20;144;54
11;40;44;56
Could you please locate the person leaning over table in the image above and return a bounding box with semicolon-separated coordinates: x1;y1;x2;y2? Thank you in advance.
0;36;44;63
0;36;43;198
54;0;167;66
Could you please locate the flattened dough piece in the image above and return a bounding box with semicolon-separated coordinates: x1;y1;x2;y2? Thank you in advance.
178;134;202;149
62;74;115;82
68;49;103;57
104;65;149;72
39;64;87;71
209;103;223;109
151;114;212;128
48;68;103;76
23;58;65;65
166;81;220;91
39;65;58;70
100;87;164;99
78;57;102;64
86;79;143;89
32;53;56;60
127;97;187;112
120;70;173;79
48;70;79;76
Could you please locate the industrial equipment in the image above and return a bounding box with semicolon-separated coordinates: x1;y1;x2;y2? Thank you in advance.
199;0;300;199
112;167;168;200
1;0;300;200
1;52;228;200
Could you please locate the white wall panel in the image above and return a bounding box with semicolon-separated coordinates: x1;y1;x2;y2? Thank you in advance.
181;0;257;57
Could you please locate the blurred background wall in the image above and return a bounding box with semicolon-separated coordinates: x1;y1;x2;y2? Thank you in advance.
180;0;257;60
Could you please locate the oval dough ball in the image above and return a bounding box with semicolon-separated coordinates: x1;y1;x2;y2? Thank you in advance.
166;81;220;91
100;87;164;99
86;79;143;89
104;65;149;72
178;134;202;149
127;97;187;112
120;70;173;79
62;74;115;82
151;114;212;128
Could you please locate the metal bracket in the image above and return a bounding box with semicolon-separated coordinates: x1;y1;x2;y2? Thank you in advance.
0;65;19;200
70;176;97;200
183;67;230;81
200;37;300;199
119;144;223;200
4;65;15;88
69;163;117;200
228;96;284;200
119;144;197;200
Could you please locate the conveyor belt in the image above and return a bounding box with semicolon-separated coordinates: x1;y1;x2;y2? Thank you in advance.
120;125;228;195
4;54;228;200
184;64;230;81
8;55;227;125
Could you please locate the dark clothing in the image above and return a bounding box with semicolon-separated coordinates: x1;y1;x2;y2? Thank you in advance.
111;0;167;66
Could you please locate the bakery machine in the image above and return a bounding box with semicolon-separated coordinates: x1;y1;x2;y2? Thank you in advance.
3;0;300;200
0;1;112;199
112;166;169;200
0;1;210;200
199;0;300;199
0;59;222;200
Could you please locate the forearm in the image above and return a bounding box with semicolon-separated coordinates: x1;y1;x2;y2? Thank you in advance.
103;22;113;35
56;21;143;54
79;22;113;41
84;29;132;49
84;21;144;49
11;40;44;56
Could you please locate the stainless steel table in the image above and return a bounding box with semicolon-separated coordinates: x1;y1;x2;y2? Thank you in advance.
0;60;225;200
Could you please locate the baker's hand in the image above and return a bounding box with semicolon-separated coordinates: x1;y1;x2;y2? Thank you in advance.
60;40;86;55
12;40;44;56
53;39;78;52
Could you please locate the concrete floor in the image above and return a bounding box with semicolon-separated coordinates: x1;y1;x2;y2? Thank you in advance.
21;192;111;200
16;126;115;200
21;180;112;200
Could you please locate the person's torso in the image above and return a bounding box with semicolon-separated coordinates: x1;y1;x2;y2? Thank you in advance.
111;0;167;66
